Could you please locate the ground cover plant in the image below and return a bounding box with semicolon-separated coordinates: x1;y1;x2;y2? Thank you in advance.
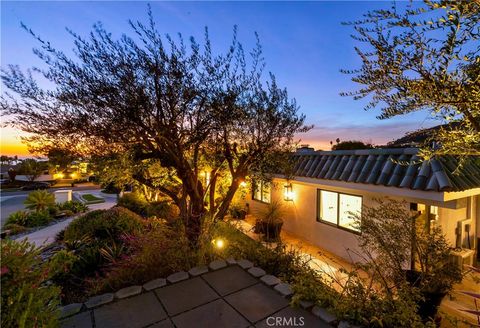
1;239;76;328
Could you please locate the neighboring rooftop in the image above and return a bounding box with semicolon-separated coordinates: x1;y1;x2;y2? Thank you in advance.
290;148;480;192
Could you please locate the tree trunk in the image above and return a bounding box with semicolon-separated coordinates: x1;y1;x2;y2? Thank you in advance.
185;194;205;247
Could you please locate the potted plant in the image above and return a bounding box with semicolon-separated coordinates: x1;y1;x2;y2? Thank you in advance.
405;226;462;322
357;200;463;323
229;203;247;220
254;201;284;241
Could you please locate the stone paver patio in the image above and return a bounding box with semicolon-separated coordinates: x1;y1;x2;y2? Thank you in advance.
60;261;332;328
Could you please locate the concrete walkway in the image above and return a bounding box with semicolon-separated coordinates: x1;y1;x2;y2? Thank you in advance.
60;260;332;328
17;196;116;248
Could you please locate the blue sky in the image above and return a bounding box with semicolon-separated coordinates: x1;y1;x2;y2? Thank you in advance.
1;1;436;154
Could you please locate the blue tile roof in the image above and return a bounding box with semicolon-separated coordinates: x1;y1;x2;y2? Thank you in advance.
290;148;480;192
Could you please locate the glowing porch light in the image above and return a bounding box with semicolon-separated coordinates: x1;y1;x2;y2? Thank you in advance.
284;183;294;201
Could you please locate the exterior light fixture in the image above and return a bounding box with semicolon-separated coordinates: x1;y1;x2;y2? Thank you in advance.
284;183;294;201
212;238;225;249
239;181;247;187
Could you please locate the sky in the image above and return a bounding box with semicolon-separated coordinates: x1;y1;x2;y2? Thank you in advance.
1;1;437;157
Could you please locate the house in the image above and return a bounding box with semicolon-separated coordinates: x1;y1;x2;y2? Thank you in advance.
244;148;480;266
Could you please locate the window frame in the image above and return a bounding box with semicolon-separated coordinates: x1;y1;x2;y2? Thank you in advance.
316;189;362;233
252;180;271;204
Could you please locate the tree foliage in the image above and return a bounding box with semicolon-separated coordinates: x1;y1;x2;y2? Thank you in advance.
1;8;309;243
17;159;47;182
332;140;374;150
342;0;480;157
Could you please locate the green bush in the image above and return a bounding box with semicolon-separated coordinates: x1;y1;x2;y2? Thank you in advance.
57;200;88;214
1;239;61;328
146;201;179;220
5;210;30;226
24;190;55;212
64;207;144;243
6;210;52;228
3;223;28;235
26;210;52;227
62;207;145;279
117;193;148;216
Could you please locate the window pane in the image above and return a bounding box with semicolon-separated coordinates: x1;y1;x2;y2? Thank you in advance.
253;183;262;201
262;182;271;203
339;194;362;231
320;190;338;224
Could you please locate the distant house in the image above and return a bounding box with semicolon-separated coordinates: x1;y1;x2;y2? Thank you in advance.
244;148;480;266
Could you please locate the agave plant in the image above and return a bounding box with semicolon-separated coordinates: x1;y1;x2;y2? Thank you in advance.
24;190;55;212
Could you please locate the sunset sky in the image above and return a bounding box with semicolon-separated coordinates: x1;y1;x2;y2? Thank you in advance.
1;1;437;157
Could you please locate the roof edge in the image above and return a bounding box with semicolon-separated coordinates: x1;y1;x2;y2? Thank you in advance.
295;148;419;156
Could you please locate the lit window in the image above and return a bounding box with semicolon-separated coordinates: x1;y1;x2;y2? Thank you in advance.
339;194;362;231
253;181;271;203
429;206;439;220
319;190;338;225
317;189;362;232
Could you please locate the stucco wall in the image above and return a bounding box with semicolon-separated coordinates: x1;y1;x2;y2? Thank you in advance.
241;178;478;263
243;179;409;262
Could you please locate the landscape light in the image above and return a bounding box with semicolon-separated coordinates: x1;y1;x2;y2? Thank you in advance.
212;238;225;249
284;183;294;201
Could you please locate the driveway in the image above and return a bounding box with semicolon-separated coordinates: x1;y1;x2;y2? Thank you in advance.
1;194;28;227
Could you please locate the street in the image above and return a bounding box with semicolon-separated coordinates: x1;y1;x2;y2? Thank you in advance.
0;185;115;227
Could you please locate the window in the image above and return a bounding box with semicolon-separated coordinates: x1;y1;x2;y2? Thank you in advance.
317;189;362;232
253;181;271;203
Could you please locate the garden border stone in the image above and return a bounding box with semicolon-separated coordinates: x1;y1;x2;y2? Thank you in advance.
167;271;189;284
247;266;266;278
143;278;167;291
188;265;209;276
60;303;83;318
84;293;114;309
260;274;281;286
237;259;253;269
274;283;293;297
311;305;337;324
115;285;142;299
226;257;237;265
209;259;227;270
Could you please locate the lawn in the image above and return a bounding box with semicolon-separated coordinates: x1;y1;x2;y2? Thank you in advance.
80;194;105;204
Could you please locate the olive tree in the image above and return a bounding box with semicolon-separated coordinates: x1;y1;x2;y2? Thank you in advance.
1;8;309;244
342;0;480;158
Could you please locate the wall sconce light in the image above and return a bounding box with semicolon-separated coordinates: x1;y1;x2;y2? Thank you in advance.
284;183;294;201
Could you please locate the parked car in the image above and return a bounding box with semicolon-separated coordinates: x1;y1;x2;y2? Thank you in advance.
20;182;50;190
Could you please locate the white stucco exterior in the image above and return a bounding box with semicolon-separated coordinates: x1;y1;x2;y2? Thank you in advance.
242;177;479;264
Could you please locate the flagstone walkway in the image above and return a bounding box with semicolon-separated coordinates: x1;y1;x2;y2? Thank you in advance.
60;261;332;328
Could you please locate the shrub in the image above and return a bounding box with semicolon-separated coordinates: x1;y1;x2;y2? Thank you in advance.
62;207;145;281
117;193;148;216
57;200;88;214
3;223;28;235
64;207;144;243
24;190;55;212
93;224;199;292
1;239;61;328
146;201;179;221
6;210;52;228
5;210;30;226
